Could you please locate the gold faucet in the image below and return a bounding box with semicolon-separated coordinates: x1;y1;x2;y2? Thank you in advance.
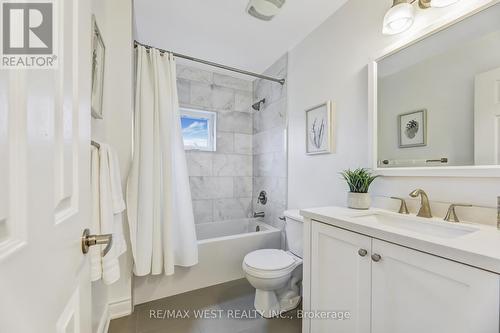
390;197;409;214
409;189;432;218
443;204;472;223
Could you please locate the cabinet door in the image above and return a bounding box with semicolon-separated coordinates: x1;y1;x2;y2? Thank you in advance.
372;239;500;333
310;222;372;333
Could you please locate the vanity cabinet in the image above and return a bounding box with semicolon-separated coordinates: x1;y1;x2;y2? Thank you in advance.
309;221;371;333
305;220;500;333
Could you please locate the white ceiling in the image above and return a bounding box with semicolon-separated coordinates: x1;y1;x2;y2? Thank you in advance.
134;0;348;74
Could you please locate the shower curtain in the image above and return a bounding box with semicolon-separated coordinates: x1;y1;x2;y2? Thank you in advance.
127;45;198;276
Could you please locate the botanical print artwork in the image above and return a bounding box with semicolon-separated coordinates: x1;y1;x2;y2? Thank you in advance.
398;109;427;148
310;117;326;149
306;102;334;154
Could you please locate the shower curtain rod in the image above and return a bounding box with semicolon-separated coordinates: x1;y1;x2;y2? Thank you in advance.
134;40;286;85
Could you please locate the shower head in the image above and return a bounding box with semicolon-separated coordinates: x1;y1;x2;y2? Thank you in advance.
252;98;266;111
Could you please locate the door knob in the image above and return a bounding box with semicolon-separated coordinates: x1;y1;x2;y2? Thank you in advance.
81;229;113;256
358;249;368;257
371;253;382;262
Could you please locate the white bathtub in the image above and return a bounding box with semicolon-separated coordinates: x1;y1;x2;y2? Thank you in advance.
133;218;281;305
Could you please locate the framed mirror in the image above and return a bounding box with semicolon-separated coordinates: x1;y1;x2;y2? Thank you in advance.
369;1;500;177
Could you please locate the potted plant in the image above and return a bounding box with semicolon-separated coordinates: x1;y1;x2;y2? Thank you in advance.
340;168;378;210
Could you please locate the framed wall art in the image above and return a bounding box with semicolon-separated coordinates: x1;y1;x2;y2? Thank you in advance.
91;16;106;119
305;101;335;155
398;109;427;148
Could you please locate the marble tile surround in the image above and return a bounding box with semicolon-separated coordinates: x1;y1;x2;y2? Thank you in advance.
178;59;288;227
252;55;288;230
178;64;255;224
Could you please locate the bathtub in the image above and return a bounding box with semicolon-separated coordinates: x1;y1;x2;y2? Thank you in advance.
133;218;281;305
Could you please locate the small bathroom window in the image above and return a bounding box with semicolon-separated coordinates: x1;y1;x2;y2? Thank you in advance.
180;108;217;151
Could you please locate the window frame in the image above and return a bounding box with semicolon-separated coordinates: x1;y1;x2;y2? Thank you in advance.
180;107;217;152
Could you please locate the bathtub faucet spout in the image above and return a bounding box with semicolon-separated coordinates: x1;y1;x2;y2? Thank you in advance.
253;212;265;218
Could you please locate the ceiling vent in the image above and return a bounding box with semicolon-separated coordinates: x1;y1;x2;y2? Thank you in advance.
246;0;286;21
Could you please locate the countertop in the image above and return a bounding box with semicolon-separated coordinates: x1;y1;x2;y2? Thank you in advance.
300;206;500;274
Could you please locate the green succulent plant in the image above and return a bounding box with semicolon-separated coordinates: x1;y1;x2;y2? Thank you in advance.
340;168;378;193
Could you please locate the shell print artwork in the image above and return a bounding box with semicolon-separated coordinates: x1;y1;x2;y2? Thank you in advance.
405;119;419;139
398;109;426;148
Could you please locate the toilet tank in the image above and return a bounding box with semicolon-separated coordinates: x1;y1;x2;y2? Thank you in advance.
284;210;304;258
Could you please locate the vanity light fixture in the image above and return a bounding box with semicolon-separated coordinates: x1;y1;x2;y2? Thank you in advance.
382;0;416;35
383;0;461;35
418;0;460;8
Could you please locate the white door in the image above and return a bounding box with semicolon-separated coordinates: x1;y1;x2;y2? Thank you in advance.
309;222;371;333
371;239;500;333
0;0;93;332
474;67;500;165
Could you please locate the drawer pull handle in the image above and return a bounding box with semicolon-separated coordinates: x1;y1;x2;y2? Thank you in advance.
371;253;382;262
358;249;368;257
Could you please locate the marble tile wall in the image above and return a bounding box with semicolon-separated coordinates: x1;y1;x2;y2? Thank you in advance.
252;55;288;230
177;64;255;224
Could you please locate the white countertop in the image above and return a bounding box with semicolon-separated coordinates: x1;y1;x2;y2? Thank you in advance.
300;206;500;274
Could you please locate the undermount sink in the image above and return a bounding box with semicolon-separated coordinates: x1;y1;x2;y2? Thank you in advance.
350;213;479;239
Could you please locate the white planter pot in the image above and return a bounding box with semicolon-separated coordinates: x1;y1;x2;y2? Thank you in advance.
347;192;371;210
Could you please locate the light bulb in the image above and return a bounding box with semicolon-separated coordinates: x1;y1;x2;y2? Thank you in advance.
382;1;415;35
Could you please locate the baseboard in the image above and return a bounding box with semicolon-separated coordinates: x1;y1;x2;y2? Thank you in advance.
109;298;133;320
96;304;110;333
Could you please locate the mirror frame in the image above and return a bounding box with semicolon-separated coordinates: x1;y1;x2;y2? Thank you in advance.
368;0;500;178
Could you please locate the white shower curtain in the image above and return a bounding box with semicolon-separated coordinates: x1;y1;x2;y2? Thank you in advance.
127;45;198;276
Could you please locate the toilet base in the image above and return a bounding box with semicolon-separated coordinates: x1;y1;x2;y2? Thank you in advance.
254;281;302;318
254;289;281;318
279;294;301;314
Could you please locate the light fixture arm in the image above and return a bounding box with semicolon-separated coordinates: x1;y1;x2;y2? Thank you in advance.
417;0;461;9
391;0;452;10
418;0;432;9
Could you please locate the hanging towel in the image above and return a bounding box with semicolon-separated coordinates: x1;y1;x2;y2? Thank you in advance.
90;142;127;285
90;146;102;281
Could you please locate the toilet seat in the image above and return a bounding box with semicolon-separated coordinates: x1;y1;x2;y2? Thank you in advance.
243;249;302;279
245;249;295;270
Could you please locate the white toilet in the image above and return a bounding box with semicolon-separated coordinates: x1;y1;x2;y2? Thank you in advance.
242;210;303;318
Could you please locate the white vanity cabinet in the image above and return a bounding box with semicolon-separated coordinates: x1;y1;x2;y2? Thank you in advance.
304;219;500;333
309;221;371;333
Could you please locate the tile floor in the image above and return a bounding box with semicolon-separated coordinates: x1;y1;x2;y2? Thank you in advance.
109;279;302;333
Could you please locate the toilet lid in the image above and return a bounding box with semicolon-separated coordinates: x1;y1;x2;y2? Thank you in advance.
244;249;295;271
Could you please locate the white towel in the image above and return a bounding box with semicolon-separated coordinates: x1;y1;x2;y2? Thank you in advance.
90;142;127;285
90;146;102;281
